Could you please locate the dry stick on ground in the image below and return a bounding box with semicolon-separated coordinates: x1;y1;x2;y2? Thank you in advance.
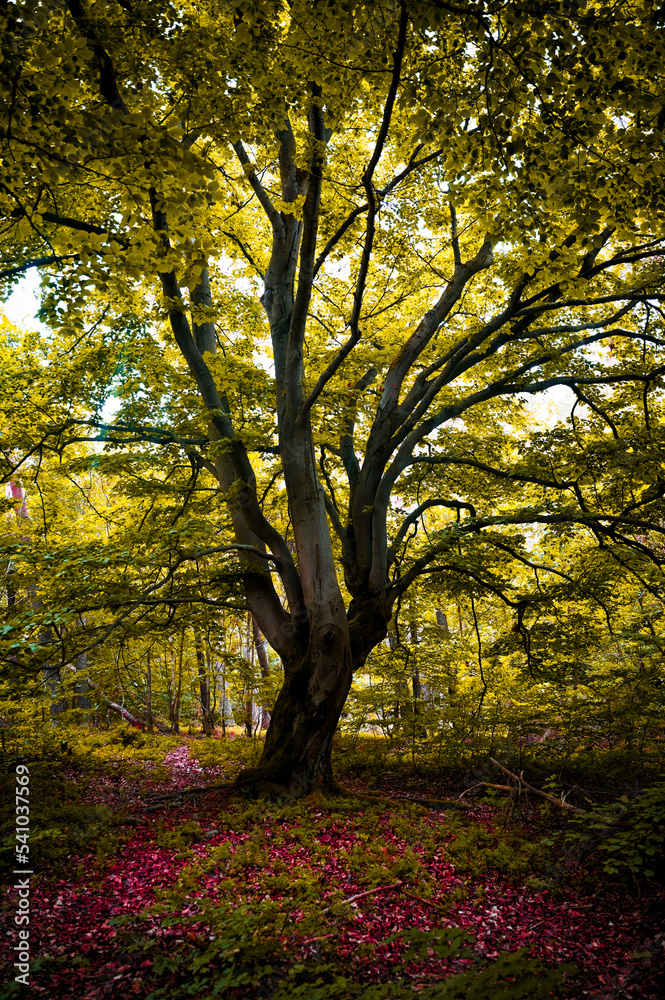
488;758;590;815
321;881;403;915
459;758;603;817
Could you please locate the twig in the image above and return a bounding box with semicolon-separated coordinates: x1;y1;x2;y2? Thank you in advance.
489;758;589;815
321;881;402;914
400;888;451;914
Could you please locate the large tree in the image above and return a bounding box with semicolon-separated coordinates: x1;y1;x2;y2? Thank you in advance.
2;0;665;793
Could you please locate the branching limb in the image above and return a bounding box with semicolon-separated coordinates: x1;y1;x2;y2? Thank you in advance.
475;759;589;815
232;140;279;227
222;229;265;280
571;385;619;439
299;1;407;420
65;0;129;113
312;146;443;278
388;497;476;563
339;367;378;496
0;253;80;281
402;453;566;489
287;87;326;404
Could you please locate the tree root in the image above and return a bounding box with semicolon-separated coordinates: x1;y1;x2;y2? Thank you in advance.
302;778;472;812
145;781;234;803
232;770;476;812
116;780;235;823
384;792;472;811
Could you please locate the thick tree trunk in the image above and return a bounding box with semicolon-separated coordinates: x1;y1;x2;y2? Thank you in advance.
43;638;68;718
236;644;353;796
45;667;68;717
243;613;254;737
66;647;91;712
169;639;182;735
237;600;387;796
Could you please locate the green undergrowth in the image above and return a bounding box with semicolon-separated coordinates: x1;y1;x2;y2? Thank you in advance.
331;735;665;884
333;732;665;797
444;817;550;880
81;727;182;767
3;724;663;997
188;732;263;772
564;782;665;880
0;762;132;878
117;904;573;999
0;720;255;879
0;722;175;877
2;722;662;891
116;794;574;998
212;794;550;888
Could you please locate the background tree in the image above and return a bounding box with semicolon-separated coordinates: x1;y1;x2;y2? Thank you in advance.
1;0;665;794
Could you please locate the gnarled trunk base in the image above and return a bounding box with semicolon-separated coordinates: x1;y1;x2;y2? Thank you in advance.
235;646;352;798
235;605;388;799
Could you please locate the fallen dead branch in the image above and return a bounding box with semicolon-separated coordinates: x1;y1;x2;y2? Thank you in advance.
460;758;588;816
85;678;171;734
321;880;402;914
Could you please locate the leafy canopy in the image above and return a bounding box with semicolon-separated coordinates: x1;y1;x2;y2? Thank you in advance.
1;0;665;686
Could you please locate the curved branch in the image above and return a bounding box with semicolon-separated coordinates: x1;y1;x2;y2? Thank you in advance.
402;453;565;490
300;9;407;419
222;229;265;280
65;0;129;113
388;508;665;596
388;497;477;563
312;146;443;278
0;253;80;281
233;141;279;227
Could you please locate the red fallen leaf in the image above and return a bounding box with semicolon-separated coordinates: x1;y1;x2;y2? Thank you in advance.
4;748;663;1000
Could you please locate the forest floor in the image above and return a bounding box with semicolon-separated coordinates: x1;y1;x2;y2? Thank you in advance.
1;729;663;999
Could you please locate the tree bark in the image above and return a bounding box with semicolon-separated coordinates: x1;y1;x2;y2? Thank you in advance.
237;599;387;795
243;613;254;738
73;652;91;711
194;631;214;736
145;649;153;734
252;615;271;730
44;661;68;718
236;645;353;795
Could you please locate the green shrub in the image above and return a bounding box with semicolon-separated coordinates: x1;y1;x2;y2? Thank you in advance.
116;894;575;1000
567;783;665;878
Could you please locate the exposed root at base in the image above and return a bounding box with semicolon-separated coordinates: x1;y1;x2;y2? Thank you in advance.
332;782;472;811
233;771;470;813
